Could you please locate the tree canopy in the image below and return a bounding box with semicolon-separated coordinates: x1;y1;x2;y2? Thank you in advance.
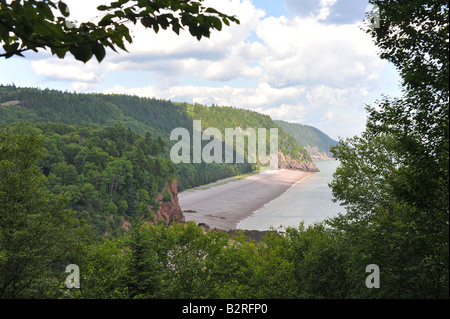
0;0;239;62
329;0;448;297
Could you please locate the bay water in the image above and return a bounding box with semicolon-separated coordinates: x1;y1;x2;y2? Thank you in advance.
237;160;346;231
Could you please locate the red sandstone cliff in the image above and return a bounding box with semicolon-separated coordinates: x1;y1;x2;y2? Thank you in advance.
278;152;319;172
155;178;185;225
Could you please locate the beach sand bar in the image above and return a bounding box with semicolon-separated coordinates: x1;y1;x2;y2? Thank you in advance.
178;169;313;230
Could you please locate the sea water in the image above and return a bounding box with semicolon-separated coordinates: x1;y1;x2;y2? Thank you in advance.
237;160;346;231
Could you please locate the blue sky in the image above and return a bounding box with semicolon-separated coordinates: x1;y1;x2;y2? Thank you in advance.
0;0;403;140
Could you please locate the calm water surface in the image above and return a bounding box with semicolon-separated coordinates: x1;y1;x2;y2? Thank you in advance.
237;160;346;231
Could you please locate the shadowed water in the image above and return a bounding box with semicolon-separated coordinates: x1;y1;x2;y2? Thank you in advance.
237;160;346;231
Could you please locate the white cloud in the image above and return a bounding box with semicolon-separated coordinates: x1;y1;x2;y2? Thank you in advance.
101;76;370;139
202;56;262;81
31;58;103;84
255;16;383;89
103;81;305;111
323;111;335;123
265;103;307;122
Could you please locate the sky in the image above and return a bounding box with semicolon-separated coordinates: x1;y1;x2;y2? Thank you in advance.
0;0;404;140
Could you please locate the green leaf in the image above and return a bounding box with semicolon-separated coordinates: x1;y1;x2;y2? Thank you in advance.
124;7;137;22
115;10;126;18
23;4;38;21
91;42;106;62
99;14;115;26
58;2;70;17
69;43;93;63
3;42;20;58
36;2;55;20
171;22;181;35
15;21;34;37
0;0;240;62
209;17;222;31
153;22;159;33
141;17;152;28
205;8;219;14
51;46;68;59
33;21;52;37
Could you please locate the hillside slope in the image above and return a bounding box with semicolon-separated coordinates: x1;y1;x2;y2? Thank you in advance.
0;122;182;237
0;85;254;190
274;120;339;159
183;103;318;171
1;85;318;184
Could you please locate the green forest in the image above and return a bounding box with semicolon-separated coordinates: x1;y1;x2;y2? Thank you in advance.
184;103;312;163
0;122;176;238
0;0;448;300
275;120;339;158
0;85;316;190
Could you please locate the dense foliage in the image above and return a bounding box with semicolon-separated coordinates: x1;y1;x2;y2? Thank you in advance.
0;128;90;298
1;122;175;237
329;0;448;297
1;111;448;299
69;221;365;299
0;85;193;136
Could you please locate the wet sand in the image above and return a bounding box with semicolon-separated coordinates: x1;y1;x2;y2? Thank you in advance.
178;169;313;230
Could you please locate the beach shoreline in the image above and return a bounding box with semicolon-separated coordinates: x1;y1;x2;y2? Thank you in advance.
178;169;314;230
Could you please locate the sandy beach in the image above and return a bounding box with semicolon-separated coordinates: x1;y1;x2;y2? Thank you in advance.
178;169;313;230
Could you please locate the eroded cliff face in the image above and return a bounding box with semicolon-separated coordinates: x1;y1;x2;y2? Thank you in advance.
278;152;319;172
119;178;185;231
156;178;185;225
304;146;335;160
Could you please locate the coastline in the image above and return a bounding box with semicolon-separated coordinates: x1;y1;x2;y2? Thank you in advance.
237;159;343;231
236;172;312;230
178;169;314;230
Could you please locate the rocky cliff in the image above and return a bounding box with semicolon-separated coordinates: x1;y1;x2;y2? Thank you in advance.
156;178;186;225
304;146;335;160
278;152;319;172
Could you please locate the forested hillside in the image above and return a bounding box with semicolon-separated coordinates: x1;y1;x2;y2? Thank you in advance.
275;120;338;159
0;122;178;237
0;85;315;190
185;103;312;163
0;85;192;137
0;85;252;189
